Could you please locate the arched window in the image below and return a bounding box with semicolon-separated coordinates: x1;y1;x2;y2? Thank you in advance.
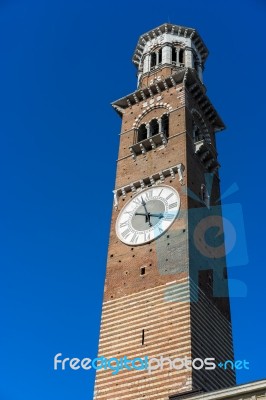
150;49;162;70
150;119;159;136
137;124;147;142
158;48;162;64
150;52;156;69
179;49;184;64
161;114;169;138
172;47;177;64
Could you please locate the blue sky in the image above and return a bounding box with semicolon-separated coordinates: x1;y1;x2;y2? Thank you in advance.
0;0;265;399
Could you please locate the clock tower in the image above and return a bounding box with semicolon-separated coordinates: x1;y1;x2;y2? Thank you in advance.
94;24;236;400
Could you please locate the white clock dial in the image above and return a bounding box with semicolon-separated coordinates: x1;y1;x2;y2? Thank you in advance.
116;185;180;246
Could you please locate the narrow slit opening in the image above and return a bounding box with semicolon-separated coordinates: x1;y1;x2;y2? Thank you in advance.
142;329;145;345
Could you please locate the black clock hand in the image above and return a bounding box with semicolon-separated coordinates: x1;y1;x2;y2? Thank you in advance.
135;212;164;218
141;197;148;216
140;197;151;225
148;213;164;218
140;197;152;226
135;212;148;216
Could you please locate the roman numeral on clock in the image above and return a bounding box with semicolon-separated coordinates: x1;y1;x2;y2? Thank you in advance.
120;220;129;228
164;213;174;221
125;211;134;218
121;228;131;239
144;231;151;242
166;193;174;201
130;232;139;244
144;190;153;201
169;202;178;209
133;197;142;206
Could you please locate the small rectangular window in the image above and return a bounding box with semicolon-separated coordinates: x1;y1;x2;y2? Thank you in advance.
142;329;145;345
140;267;146;275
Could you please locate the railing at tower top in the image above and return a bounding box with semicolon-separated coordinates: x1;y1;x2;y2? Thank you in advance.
150;62;162;71
171;61;185;67
150;61;185;71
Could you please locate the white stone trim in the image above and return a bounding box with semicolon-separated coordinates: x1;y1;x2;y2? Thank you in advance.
113;163;185;206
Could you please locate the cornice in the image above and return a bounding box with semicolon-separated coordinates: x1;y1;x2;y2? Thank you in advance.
112;68;225;132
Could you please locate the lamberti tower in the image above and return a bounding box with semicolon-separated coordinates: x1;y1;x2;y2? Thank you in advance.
94;24;236;400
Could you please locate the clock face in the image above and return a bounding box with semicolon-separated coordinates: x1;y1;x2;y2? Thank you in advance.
116;185;180;246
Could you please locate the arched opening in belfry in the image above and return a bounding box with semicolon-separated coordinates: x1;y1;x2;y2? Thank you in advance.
172;47;177;64
158;48;162;64
137;124;147;142
161;114;169;138
150;52;156;69
150;119;159;136
179;49;184;64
